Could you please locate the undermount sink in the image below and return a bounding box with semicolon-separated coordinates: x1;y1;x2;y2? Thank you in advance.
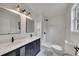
0;41;21;51
6;41;21;47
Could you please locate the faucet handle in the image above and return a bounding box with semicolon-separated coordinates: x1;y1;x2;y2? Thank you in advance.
30;34;32;37
11;37;14;43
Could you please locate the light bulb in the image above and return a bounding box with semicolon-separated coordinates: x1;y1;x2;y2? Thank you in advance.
27;12;31;16
16;5;20;12
21;9;27;14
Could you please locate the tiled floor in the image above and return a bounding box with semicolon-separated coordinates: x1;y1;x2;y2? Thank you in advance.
37;49;58;56
37;45;58;56
37;45;72;56
37;49;72;56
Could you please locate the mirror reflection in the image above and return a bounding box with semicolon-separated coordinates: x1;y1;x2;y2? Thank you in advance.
26;19;34;33
0;7;21;35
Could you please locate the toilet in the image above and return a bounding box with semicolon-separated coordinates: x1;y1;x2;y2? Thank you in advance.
37;42;63;56
37;43;54;56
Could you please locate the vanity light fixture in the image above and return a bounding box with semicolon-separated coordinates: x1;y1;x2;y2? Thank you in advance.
16;5;31;17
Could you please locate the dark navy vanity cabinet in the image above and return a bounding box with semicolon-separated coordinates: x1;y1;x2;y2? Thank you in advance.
2;48;20;56
2;38;40;56
25;39;40;56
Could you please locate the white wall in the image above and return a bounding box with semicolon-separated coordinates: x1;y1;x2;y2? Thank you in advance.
46;16;66;46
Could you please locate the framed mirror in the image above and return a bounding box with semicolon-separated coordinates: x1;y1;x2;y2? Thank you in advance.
26;19;34;33
0;7;21;35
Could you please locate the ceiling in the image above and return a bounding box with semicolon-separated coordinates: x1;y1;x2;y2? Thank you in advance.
27;3;69;18
0;3;69;18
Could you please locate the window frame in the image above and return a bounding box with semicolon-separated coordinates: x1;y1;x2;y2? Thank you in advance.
71;3;79;32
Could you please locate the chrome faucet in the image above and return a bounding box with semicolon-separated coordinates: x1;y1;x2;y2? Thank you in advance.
30;34;32;37
11;37;14;43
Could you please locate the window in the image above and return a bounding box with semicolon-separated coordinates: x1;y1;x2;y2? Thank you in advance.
71;4;79;32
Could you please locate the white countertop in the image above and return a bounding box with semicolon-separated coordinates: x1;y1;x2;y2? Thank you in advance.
0;36;40;56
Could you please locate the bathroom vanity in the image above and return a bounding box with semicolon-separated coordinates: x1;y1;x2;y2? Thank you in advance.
0;7;41;56
0;37;40;56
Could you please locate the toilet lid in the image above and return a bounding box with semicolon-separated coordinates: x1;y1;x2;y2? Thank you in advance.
51;44;63;51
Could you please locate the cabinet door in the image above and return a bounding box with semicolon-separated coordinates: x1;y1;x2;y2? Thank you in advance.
25;43;31;56
25;42;36;56
16;48;20;56
36;39;40;53
2;48;20;56
2;50;16;56
30;42;36;56
33;39;40;56
20;46;25;56
25;39;40;56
